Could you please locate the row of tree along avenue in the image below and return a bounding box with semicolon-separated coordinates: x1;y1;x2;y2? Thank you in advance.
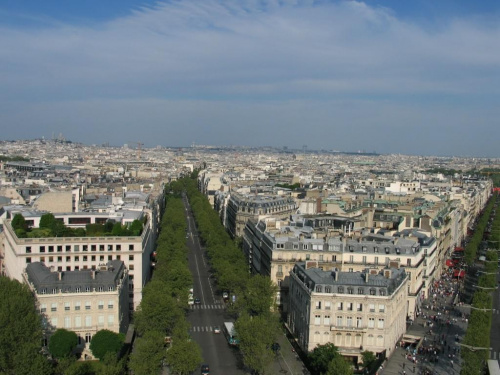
461;193;499;375
180;175;356;375
130;190;202;375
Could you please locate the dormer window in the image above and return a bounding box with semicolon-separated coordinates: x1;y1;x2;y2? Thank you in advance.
338;287;344;294
362;246;367;253
374;247;379;253
385;247;390;254
395;248;400;254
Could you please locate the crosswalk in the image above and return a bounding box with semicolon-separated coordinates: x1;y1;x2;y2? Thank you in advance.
190;304;224;310
190;326;220;333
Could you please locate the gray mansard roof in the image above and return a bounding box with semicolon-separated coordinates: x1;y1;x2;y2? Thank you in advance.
292;262;407;296
25;260;126;294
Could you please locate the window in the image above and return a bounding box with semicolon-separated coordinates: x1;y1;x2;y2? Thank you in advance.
315;301;322;309
324;315;330;325
108;255;113;261
57;245;62;252
369;304;375;312
65;302;70;311
358;288;364;295
98;315;104;327
75;316;81;328
378;319;385;329
407;259;412;267
85;301;91;310
375;256;379;265
129;264;135;271
319;255;324;262
83;245;88;252
26;247;32;254
349;255;354;262
98;301;104;310
346;317;353;327
40;304;47;313
347;288;353;295
338;287;344;294
108;286;114;291
108;300;114;309
108;315;114;326
316;286;322;293
40;257;45;263
303;244;308;250
50;303;57;312
356;303;363;312
75;256;79;261
129;255;134;261
76;287;81;293
306;254;310;260
66;245;72;252
85;333;92;343
362;256;367;264
51;317;58;327
100;245;105;251
325;301;331;310
129;244;134;251
74;245;79;252
91;245;97;252
368;318;375;328
379;289;386;296
48;246;54;253
108;245;113;251
356;317;363;327
85;316;92;327
75;302;81;311
315;315;321;325
348;268;353;272
374;247;379;253
100;255;104;261
26;257;31;264
85;286;91;292
57;256;62;262
64;316;71;328
337;302;343;311
116;245;121;251
40;246;45;253
332;255;337;262
49;256;54;262
336;316;343;326
379;304;385;313
370;288;376;296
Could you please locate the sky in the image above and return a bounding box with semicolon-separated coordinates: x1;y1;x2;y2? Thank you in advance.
0;0;499;157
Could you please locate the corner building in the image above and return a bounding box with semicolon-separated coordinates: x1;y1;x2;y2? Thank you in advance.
289;262;408;362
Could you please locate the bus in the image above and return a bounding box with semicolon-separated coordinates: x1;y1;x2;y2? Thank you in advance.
223;322;239;346
488;360;500;375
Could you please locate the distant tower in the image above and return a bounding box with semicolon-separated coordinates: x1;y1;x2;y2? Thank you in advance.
302;145;307;154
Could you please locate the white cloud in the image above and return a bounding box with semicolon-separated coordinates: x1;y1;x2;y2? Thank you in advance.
0;0;498;155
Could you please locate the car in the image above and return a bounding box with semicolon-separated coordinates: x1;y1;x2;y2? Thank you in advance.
222;291;229;301
194;297;201;304
213;326;221;334
201;364;210;375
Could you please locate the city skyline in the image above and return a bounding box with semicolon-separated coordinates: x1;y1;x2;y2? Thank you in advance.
0;0;499;157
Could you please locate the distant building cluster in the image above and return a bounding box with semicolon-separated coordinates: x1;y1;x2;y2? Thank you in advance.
0;139;497;361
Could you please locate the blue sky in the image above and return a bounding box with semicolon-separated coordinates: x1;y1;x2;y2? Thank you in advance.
0;0;499;156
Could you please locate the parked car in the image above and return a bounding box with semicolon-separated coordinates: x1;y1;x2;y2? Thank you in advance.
194;297;201;304
213;326;221;334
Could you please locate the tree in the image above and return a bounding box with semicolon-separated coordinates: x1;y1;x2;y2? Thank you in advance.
90;329;124;360
236;275;277;316
165;339;202;375
49;328;78;359
308;343;340;375
235;313;280;374
129;219;143;236
11;213;27;231
325;355;353;375
95;352;126;375
39;213;57;231
361;350;376;369
129;331;165;375
0;276;51;374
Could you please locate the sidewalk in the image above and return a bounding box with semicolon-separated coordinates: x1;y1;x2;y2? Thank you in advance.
381;272;468;375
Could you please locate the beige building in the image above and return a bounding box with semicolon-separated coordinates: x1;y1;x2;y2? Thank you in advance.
24;260;129;360
289;263;408;362
2;213;157;312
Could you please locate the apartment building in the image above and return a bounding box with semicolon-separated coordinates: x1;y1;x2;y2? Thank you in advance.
23;260;129;360
226;191;297;238
243;216;435;319
2;212;156;312
289;263;408;361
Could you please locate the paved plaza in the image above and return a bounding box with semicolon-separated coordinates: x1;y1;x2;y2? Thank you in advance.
381;273;467;375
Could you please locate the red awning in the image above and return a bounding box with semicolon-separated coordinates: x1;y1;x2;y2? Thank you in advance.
454;247;464;252
445;260;454;267
453;270;465;278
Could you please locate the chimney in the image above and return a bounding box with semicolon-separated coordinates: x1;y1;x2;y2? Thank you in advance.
331;268;339;281
58;271;63;281
306;261;318;270
91;270;97;279
365;272;369;283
